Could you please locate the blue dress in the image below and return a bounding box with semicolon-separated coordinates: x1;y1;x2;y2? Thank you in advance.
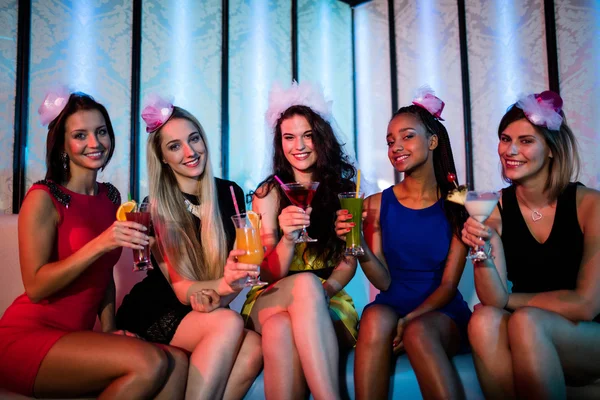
369;187;471;349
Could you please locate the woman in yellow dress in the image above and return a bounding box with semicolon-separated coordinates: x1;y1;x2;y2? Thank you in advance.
241;81;358;400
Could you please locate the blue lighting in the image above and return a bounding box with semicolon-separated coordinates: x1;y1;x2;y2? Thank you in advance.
172;0;191;105
417;0;439;90
495;1;521;107
71;0;96;93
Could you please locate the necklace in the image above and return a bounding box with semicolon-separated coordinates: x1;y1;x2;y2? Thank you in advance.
515;194;552;222
184;198;201;219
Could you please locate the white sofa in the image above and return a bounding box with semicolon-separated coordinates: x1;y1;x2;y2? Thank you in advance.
0;213;484;399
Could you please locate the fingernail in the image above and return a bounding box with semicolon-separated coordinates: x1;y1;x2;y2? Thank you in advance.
351;223;356;227
201;289;210;294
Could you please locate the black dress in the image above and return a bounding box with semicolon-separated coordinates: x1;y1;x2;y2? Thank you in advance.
500;183;599;322
116;178;245;343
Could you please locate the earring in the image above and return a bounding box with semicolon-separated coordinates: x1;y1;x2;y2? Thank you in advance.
61;152;69;172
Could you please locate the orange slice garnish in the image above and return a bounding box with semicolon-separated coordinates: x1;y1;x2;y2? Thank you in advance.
247;210;261;230
116;200;137;221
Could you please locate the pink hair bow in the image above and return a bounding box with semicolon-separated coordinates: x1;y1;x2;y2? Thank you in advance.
141;94;174;133
412;85;445;121
38;86;71;126
516;91;563;131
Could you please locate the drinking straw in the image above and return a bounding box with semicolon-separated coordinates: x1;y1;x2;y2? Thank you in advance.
355;169;361;198
230;186;241;217
273;175;290;190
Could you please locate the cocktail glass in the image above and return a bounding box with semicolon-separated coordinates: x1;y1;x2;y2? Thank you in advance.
464;191;500;261
338;192;365;256
280;182;320;243
125;201;153;271
231;213;268;287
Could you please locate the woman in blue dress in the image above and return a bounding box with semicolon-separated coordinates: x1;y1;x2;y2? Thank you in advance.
336;88;471;399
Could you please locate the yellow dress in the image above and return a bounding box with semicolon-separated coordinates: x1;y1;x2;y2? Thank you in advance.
241;242;359;343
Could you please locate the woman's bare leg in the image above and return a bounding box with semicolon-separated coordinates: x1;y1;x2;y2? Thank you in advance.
33;332;168;399
354;304;398;400
249;273;340;400
255;312;306;400
402;312;464;400
467;306;515;399
223;329;264;400
170;308;245;400
154;344;189;400
508;307;600;400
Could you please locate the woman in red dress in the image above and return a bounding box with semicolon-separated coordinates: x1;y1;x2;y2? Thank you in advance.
0;91;186;399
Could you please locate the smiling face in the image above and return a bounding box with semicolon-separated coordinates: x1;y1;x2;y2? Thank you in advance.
280;114;318;178
386;113;437;173
159;117;208;189
63;109;112;174
498;118;552;184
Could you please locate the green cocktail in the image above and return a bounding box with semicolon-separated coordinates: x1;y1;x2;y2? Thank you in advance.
338;192;365;256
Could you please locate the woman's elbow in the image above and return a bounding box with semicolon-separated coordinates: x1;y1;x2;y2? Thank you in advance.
577;302;599;322
25;287;44;304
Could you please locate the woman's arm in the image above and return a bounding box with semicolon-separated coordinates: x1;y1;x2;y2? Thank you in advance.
152;239;255;306
462;206;509;308
349;193;391;290
508;188;600;320
19;190;149;303
323;255;357;298
254;188;310;283
98;276;117;332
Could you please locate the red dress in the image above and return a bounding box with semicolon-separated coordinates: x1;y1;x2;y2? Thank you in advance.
0;181;121;396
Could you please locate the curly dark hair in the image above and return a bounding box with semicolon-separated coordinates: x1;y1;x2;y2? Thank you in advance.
392;105;468;237
253;105;356;264
45;92;115;183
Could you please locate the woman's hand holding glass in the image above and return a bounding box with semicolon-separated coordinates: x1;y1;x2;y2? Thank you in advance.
222;249;260;292
278;206;312;243
94;221;149;252
461;216;493;250
335;209;367;242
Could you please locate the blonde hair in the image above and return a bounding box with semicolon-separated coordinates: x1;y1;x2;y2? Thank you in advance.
147;107;227;281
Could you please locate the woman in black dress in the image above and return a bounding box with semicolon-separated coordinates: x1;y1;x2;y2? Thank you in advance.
462;91;600;399
117;98;263;400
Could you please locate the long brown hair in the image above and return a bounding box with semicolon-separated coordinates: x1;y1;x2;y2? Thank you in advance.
45;92;115;183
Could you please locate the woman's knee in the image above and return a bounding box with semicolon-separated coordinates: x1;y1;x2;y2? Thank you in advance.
402;317;431;351
357;306;396;345
209;308;245;336
129;342;169;385
507;306;549;347
288;272;324;297
468;306;506;349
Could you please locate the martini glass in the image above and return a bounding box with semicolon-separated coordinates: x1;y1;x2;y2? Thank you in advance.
281;182;320;243
464;191;500;261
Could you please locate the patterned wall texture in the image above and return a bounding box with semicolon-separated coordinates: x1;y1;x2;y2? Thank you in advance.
393;0;467;184
0;0;17;213
3;0;598;210
228;0;292;194
354;0;394;193
466;0;549;191
139;0;223;197
555;0;600;188
26;0;133;198
298;0;355;161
